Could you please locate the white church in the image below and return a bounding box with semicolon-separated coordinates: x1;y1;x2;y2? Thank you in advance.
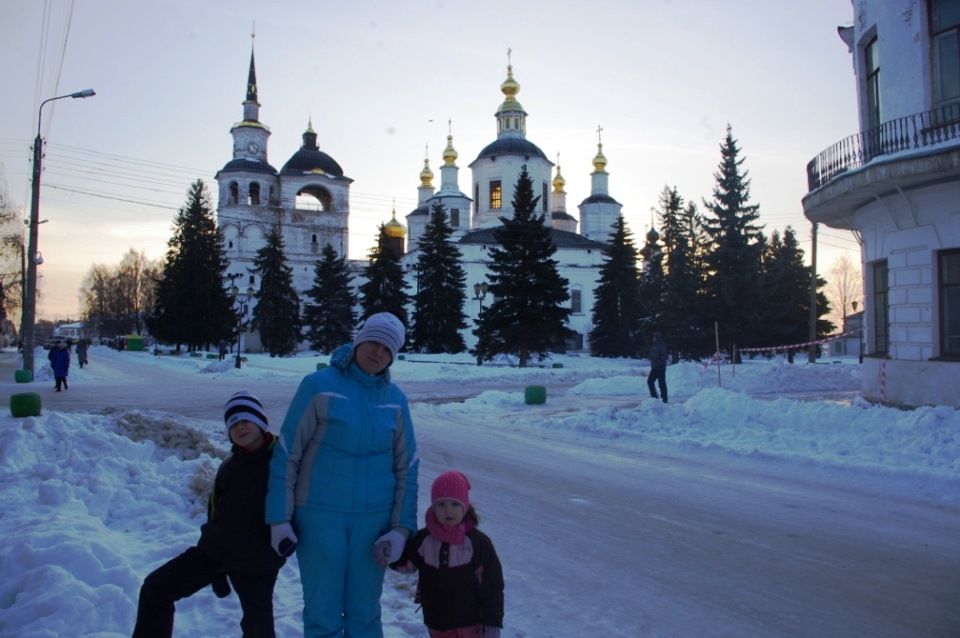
216;48;630;353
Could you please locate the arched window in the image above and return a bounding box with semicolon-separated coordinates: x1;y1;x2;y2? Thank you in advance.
248;182;261;206
229;182;239;205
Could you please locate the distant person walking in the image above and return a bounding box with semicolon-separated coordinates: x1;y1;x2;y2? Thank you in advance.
647;331;669;403
76;339;89;368
218;339;229;361
48;340;70;391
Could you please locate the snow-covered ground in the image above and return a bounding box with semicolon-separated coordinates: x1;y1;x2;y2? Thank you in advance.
1;346;957;637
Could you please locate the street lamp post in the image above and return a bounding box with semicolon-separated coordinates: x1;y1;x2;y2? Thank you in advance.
21;89;96;374
473;282;489;366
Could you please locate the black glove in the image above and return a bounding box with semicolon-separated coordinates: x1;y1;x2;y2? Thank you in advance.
211;571;231;598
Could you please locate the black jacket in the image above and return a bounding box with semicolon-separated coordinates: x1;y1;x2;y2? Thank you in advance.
197;434;285;574
403;527;504;631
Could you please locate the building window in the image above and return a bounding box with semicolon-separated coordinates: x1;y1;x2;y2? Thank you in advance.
571;288;582;314
542;182;548;212
940;249;960;357
864;35;881;158
490;181;502;209
229;182;239;205
248;182;261;206
475;184;480;215
311;233;318;244
933;0;960;109
872;259;889;355
450;208;460;226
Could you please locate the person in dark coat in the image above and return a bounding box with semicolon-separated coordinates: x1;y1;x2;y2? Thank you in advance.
393;470;504;638
132;391;285;638
647;331;669;403
47;340;70;391
76;339;89;368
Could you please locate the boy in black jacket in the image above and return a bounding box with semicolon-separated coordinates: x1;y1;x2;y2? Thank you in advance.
132;391;286;638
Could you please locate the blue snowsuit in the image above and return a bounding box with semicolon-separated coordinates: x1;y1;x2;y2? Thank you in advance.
266;343;419;637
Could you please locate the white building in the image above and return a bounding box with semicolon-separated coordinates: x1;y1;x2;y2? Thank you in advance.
802;0;960;407
217;48;632;353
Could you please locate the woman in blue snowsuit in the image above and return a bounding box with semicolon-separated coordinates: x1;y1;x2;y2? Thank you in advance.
266;312;419;638
48;340;70;391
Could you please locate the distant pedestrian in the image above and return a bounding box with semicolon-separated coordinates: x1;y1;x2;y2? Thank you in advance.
17;339;23;353
392;470;505;638
48;340;70;391
76;339;89;368
647;331;669;403
218;339;229;361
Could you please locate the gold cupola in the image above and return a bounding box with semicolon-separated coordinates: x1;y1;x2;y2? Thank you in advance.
419;157;434;188
443;133;458;167
553;162;566;193
384;209;407;238
592;142;608;174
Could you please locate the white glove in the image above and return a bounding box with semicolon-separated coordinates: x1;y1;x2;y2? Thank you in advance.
373;529;406;567
483;627;501;638
270;522;298;557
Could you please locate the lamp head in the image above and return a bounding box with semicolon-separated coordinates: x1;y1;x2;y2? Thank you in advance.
72;89;96;99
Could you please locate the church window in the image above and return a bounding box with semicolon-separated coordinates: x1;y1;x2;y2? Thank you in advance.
542;183;548;212
248;182;261;206
249;275;256;286
311;233;318;244
229;182;239;205
228;240;234;249
490;181;502;209
450;208;460;226
475;185;480;214
571;289;582;314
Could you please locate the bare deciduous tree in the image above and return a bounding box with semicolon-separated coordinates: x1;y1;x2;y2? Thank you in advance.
827;254;862;328
80;250;160;339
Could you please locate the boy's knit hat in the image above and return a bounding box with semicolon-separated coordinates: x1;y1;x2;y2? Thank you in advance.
223;390;269;435
353;312;405;363
431;470;471;510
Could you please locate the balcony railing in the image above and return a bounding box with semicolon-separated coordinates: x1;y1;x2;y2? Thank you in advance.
806;102;960;191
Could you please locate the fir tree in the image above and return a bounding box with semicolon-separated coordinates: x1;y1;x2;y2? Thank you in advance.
762;228;835;358
482;165;573;367
410;202;468;353
657;188;709;359
589;215;642;357
701;125;766;358
303;243;357;354
153;180;233;351
359;224;410;327
250;226;302;357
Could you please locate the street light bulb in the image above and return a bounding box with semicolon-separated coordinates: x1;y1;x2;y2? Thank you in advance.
71;89;96;99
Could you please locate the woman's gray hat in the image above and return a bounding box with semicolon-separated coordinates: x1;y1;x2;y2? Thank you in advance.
353;312;405;363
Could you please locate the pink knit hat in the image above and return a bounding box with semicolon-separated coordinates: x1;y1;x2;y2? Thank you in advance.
431;470;471;510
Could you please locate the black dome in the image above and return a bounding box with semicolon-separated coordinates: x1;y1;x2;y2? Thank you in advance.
281;149;344;177
472;137;549;164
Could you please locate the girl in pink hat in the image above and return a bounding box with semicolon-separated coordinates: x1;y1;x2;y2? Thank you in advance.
393;470;504;638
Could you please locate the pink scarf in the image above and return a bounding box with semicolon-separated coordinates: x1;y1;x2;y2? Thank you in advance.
425;506;474;545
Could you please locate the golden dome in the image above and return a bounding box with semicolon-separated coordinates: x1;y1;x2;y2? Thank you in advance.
552;164;566;192
592;142;607;173
419;157;434;187
384;210;407;238
443;134;458;166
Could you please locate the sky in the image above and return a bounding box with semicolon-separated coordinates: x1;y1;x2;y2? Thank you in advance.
0;0;862;321
1;346;958;636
